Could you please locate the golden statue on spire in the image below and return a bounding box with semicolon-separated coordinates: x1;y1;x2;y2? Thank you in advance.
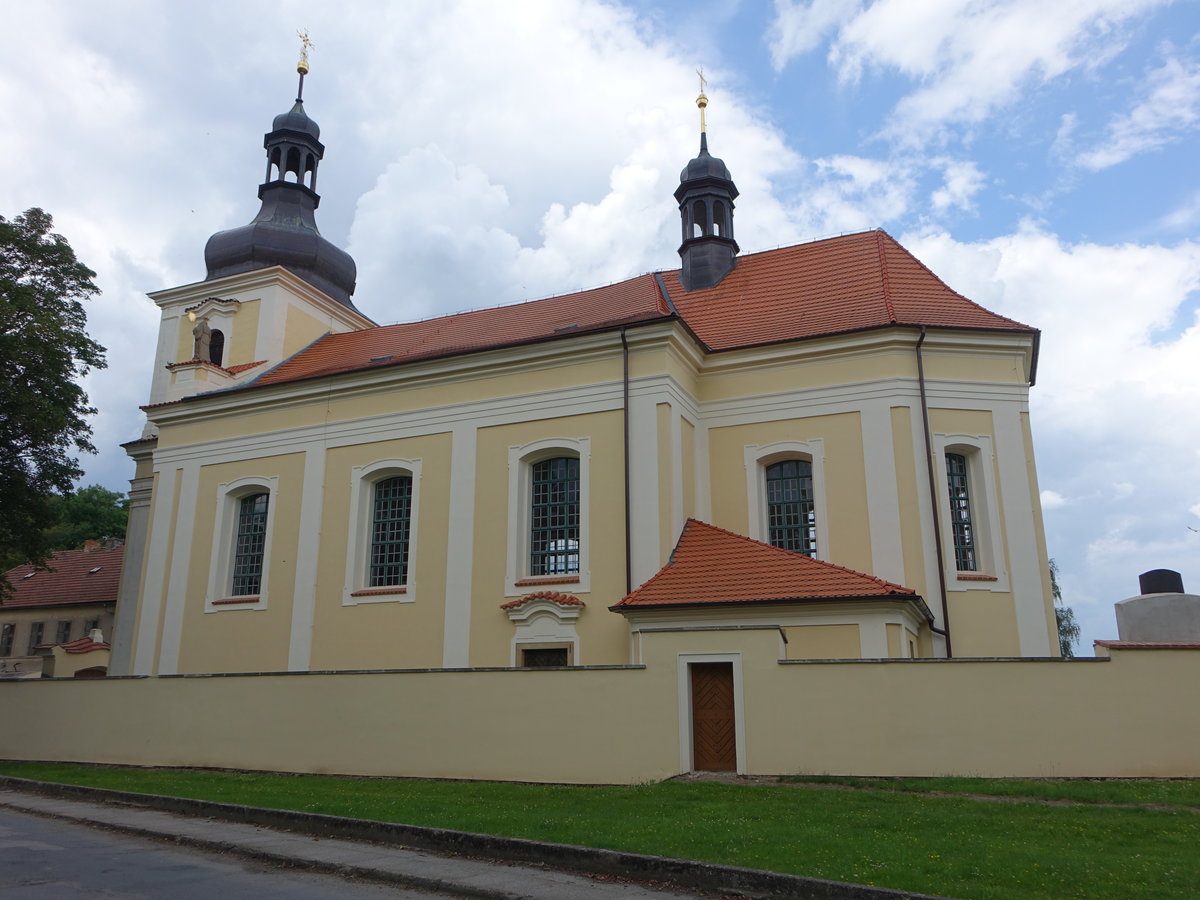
696;67;708;134
297;28;315;75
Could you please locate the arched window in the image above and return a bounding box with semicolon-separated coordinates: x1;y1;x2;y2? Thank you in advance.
713;200;727;236
945;452;976;572
231;493;269;595
369;475;413;587
208;329;225;367
530;457;580;576
692;199;707;237
765;459;817;556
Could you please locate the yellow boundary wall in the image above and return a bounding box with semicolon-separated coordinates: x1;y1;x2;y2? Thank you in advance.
1;644;1196;784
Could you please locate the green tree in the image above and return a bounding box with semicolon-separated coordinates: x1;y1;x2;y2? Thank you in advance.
43;484;128;550
0;208;106;585
1050;558;1081;658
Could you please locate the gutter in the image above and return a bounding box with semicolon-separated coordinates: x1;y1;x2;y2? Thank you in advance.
915;326;953;657
621;326;632;596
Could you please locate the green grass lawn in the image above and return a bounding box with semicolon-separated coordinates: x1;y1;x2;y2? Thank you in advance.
1;762;1196;900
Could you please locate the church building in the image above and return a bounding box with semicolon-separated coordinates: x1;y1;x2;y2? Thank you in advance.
109;65;1057;678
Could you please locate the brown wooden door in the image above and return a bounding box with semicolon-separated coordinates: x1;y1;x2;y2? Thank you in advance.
690;662;736;771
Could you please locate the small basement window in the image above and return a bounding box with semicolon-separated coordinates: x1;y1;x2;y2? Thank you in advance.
521;647;570;668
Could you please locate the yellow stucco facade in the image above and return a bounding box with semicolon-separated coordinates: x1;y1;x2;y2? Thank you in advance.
109;262;1057;678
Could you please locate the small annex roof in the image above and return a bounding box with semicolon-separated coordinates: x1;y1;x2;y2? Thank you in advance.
611;519;926;613
57;635;112;654
2;546;123;610
188;230;1032;396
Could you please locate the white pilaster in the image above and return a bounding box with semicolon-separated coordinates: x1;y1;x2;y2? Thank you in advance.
628;393;661;587
288;443;327;670
861;401;906;585
156;462;201;675
994;406;1053;655
442;425;477;667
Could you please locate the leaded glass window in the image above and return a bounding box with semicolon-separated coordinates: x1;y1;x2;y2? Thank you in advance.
765;459;817;556
231;492;269;596
369;476;412;587
946;452;977;571
530;457;580;576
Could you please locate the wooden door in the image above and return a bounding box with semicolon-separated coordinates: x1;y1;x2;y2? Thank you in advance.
690;662;736;771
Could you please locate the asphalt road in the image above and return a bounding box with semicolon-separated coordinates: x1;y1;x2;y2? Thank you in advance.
0;807;460;899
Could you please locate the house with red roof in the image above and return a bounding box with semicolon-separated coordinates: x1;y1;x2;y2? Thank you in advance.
1;544;120;679
110;75;1057;725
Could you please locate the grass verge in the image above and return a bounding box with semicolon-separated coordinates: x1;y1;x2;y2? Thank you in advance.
0;762;1196;900
783;774;1200;808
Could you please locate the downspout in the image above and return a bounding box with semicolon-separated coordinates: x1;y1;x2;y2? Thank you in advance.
621;326;632;596
916;325;953;658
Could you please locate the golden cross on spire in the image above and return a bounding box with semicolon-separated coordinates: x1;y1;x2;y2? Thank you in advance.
696;67;709;134
297;28;315;75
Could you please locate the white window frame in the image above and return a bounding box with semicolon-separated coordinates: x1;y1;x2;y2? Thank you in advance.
933;434;1009;592
343;458;422;606
205;475;278;612
744;440;829;560
504;597;584;666
505;437;591;597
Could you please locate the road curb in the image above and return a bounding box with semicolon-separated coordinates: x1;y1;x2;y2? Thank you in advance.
0;776;945;900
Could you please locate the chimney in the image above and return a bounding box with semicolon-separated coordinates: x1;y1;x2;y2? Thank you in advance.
1115;569;1200;641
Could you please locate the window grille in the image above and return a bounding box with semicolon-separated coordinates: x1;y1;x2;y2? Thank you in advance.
946;452;977;571
530;457;580;576
765;459;817;556
369;476;412;587
231;493;269;595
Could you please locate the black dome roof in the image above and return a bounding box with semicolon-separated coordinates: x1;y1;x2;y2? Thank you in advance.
272;100;321;139
679;134;731;183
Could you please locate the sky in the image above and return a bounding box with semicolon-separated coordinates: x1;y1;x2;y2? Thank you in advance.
2;0;1197;654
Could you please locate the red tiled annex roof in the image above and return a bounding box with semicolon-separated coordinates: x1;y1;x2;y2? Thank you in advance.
2;547;124;609
612;519;921;611
253;274;671;387
500;591;586;610
219;231;1032;393
58;636;111;654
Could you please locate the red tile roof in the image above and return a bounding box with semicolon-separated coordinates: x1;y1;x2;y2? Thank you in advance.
663;230;1031;350
58;636;111;654
500;591;586;610
611;519;922;611
2;547;124;609
201;231;1030;394
1094;640;1200;650
252;273;671;388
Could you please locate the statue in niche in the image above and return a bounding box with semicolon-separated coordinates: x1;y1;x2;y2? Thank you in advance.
192;316;212;361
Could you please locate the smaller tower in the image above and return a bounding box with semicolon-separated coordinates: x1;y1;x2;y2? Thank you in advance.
203;41;358;308
675;76;739;291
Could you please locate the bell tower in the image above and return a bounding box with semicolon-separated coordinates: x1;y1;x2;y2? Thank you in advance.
675;76;739;291
202;36;358;308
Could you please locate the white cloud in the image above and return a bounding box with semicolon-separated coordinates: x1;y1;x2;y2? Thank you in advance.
1041;489;1069;510
1077;52;1200;170
767;0;863;71
768;0;1166;146
930;160;985;212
